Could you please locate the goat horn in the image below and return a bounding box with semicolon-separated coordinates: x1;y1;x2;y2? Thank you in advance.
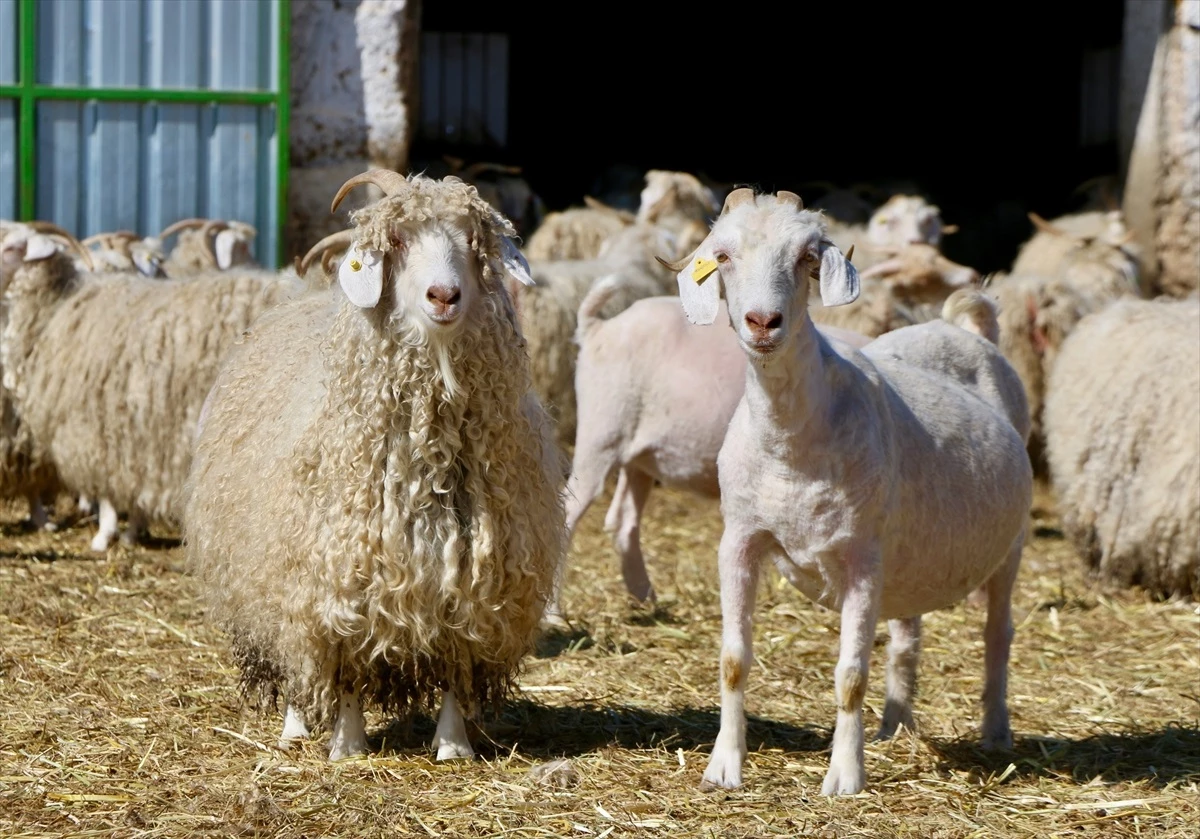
583;195;636;222
721;187;757;216
298;229;356;274
846;244;855;262
159;218;211;240
198;220;229;269
1028;212;1067;237
941;223;960;235
655;253;692;273
331;169;409;213
321;247;342;277
27;221;93;270
777;190;804;209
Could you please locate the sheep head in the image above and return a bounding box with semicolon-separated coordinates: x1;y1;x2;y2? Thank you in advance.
655;188;859;361
330;169;533;336
637;169;721;229
866;195;955;249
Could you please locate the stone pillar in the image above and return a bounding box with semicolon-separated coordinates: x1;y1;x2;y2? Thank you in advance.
286;0;421;264
1156;0;1200;297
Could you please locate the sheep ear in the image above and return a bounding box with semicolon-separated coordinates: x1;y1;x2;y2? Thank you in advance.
214;229;237;270
658;246;721;325
499;234;535;287
818;240;860;307
337;242;385;308
132;250;161;277
24;234;60;262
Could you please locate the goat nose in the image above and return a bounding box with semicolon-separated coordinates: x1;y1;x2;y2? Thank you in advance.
426;285;461;306
745;311;783;335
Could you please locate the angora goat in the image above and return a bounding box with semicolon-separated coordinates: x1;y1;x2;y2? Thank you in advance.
184;170;566;763
1045;296;1199;600
524;196;636;261
1;229;304;552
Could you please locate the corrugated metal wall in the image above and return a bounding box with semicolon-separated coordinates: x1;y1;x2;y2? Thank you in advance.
419;32;508;149
1;1;16;220
2;0;282;265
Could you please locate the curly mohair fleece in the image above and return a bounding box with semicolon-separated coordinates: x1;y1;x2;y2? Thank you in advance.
184;176;566;728
1;254;303;528
1044;296;1200;599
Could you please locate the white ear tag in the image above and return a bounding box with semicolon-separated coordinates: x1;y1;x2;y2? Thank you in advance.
500;235;535;287
215;229;237;269
25;234;60;262
338;243;385;308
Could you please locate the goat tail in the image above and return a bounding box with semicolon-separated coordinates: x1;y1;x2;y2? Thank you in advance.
941;287;1000;345
574;273;624;347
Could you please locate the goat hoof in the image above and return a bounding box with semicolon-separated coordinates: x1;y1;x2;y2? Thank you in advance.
435;742;475;761
821;761;866;796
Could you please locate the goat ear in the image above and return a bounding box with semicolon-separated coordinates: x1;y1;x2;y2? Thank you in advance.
337;242;385;308
658;245;721;325
132;250;162;277
499;234;535;287
214;229;238;270
24;234;60;262
818;240;860;307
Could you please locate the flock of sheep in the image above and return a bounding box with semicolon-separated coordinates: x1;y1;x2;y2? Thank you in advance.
0;159;1195;797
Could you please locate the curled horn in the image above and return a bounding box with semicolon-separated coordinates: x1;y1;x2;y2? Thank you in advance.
199;220;229;269
27;221;94;270
331;169;410;213
1028;212;1067;237
159;217;211;240
298;229;356;275
777;190;804;209
941;223;960;235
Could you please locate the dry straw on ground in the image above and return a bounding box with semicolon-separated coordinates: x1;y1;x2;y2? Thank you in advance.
1;482;1197;838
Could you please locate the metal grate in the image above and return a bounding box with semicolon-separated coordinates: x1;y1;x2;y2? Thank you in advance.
419;31;509;149
0;0;290;268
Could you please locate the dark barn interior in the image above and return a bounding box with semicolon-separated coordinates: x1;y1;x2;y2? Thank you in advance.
415;2;1126;274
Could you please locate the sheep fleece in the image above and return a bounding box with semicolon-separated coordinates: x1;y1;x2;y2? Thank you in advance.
184;289;566;727
1044;296;1200;598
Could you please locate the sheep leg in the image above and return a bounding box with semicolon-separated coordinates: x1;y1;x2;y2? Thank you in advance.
822;549;882;796
608;467;656;604
699;528;762;791
327;691;367;761
26;493;56;532
431;690;474;761
90;499;119;553
120;508;148;547
981;533;1022;750
77;493;93;516
277;704;310;750
875;616;921;741
542;448;615;628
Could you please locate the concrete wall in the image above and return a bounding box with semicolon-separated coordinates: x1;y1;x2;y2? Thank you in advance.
286;0;421;263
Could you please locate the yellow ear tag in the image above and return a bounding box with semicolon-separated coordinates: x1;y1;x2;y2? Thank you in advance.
691;256;719;284
349;259;362;272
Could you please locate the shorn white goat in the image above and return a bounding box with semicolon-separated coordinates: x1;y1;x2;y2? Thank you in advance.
664;188;1032;796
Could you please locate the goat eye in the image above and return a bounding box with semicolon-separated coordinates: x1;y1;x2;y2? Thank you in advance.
716;253;730;263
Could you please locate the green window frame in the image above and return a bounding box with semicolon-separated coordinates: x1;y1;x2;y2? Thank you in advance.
0;0;290;267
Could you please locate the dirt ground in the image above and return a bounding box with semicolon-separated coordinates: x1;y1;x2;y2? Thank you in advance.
1;482;1197;838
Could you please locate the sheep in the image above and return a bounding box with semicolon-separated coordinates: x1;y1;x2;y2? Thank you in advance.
518;221;692;449
0;226;307;553
0;224;68;531
822;194;959;272
183;169;565;763
159;218;258;277
1044;296;1200;600
81;230;166;277
543;280;870;626
1010;210;1140;292
524;196;636;261
663;188;1032;796
635;169;720;237
989;227;1143;474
